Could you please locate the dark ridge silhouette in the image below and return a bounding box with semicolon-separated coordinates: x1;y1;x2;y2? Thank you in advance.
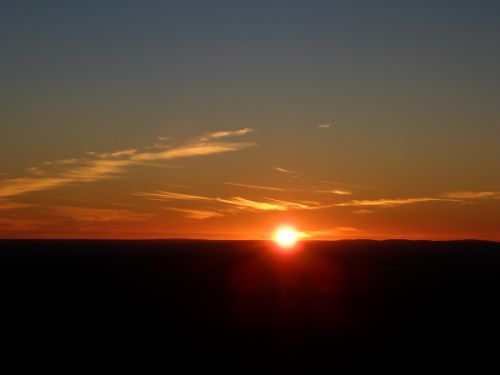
1;239;499;372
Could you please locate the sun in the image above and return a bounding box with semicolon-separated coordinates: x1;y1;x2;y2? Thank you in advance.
273;226;299;249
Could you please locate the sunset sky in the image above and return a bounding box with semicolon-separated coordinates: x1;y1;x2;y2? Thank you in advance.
1;1;499;240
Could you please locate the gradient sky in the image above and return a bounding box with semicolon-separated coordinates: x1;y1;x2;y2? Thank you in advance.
1;1;499;239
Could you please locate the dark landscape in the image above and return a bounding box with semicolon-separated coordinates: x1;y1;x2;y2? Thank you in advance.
1;239;499;371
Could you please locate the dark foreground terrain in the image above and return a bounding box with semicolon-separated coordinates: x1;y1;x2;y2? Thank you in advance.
1;240;499;372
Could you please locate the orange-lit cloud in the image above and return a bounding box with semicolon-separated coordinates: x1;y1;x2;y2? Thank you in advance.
134;187;500;225
263;197;326;210
322;189;352;195
440;191;500;199
336;191;500;208
217;196;329;212
336;197;449;207
217;197;295;211
134;187;500;222
353;209;373;215
0;177;76;198
136;189;327;216
131;141;255;162
134;191;212;201
52;206;151;222
152;136;174;149
166;208;223;220
224;182;284;191
274;167;295;174
0;128;256;198
198;127;255;141
226;182;353;196
318;123;332;129
0;200;36;210
61;159;131;182
87;149;138;159
43;158;80;165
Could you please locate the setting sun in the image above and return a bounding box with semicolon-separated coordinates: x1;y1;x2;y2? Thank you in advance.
273;226;300;249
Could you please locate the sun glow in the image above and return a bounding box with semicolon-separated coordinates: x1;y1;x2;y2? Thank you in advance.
273;226;299;249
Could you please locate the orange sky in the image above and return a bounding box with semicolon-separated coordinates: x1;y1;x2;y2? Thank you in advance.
1;127;499;240
1;2;499;240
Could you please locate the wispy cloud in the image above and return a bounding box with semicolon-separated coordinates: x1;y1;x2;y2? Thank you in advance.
134;191;212;201
0;200;36;210
166;208;223;220
0;159;131;197
26;167;47;176
322;189;352;195
52;206;151;222
151;136;174;149
0;177;75;198
264;197;324;210
131;141;255;162
217;197;294;211
136;189;326;217
0;128;256;198
336;197;447;207
136;186;500;222
274;167;295;174
60;159;131;182
318;123;332;129
219;196;329;212
440;191;500;199
198;127;255;141
43;158;80;166
139;191;304;212
353;209;373;215
224;182;284;191
86;149;138;159
226;180;355;196
336;190;500;208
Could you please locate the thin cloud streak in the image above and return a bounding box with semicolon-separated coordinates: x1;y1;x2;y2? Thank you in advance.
353;209;373;215
441;191;500;199
166;208;223;220
226;181;353;196
52;206;151;222
0;177;75;198
264;197;324;210
217;197;292;211
224;182;284;191
132;141;255;162
322;189;352;195
134;191;212;201
274;167;295;174
136;190;327;215
0;128;256;198
336;197;449;207
336;191;500;208
217;196;328;212
138;187;500;219
0;200;36;210
318;123;332;129
198;127;255;141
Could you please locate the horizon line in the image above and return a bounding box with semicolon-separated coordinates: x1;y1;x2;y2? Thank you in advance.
0;238;497;243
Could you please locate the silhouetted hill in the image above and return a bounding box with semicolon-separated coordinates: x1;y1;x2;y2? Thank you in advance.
1;239;499;372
